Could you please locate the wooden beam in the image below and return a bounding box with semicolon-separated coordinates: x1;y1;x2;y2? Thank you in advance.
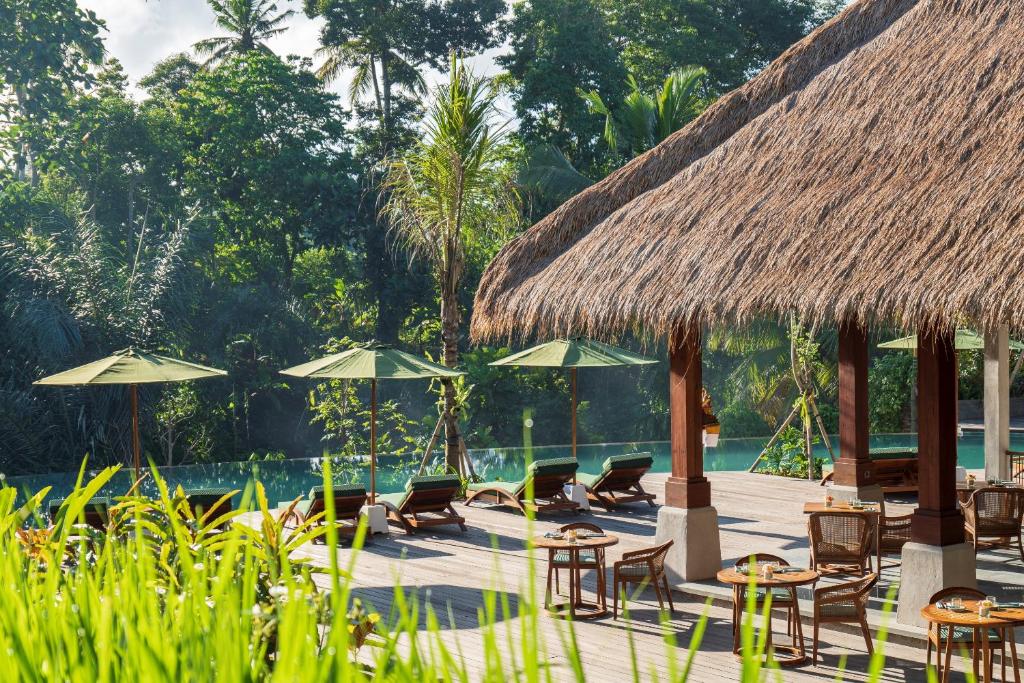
833;323;875;488
664;325;710;509
911;328;964;546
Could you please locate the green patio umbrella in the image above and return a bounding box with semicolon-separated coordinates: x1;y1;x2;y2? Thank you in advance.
35;348;227;480
489;338;657;462
878;328;1024;351
280;343;463;503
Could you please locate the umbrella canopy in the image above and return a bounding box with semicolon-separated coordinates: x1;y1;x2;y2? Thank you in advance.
35;348;227;385
280;343;463;380
489;338;656;463
280;343;463;503
35;348;227;479
878;329;1024;351
489;338;657;369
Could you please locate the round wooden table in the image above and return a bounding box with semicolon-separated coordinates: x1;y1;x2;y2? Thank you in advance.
921;600;1023;683
533;533;619;620
717;566;820;666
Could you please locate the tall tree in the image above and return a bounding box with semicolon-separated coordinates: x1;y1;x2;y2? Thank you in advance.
381;56;518;471
499;0;627;178
304;0;504;145
193;0;294;67
0;0;104;183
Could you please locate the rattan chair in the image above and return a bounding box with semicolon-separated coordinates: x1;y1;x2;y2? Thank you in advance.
547;522;606;605
808;512;873;576
876;499;913;569
612;540;674;619
962;488;1024;560
811;573;877;665
732;553;801;653
926;587;1007;681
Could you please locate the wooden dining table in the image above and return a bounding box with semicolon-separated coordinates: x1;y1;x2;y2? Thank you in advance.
717;566;820;666
802;501;882;572
533;533;619;620
921;599;1023;683
956;482;1022;505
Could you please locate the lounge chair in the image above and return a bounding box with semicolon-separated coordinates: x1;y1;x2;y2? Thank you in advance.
48;496;110;531
820;447;919;493
576;453;656;509
183;487;235;529
465;457;580;515
289;485;368;539
376;474;466;534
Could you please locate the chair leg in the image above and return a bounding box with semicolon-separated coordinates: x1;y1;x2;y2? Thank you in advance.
812;617;820;665
662;575;675;614
860;614;873;656
555;567;560;595
651;575;666;611
612;576;619;620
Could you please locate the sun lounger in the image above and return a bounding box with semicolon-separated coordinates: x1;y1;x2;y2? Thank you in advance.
48;496;109;530
576;453;656;509
183;487;235;528
376;474;466;534
464;456;580;515
290;485;368;539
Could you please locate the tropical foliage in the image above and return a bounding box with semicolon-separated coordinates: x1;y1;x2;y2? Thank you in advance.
0;0;855;478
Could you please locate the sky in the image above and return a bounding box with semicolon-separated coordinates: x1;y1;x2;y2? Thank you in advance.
79;0;504;104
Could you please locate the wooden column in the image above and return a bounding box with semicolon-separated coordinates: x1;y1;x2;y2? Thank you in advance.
911;328;964;546
664;326;710;509
833;323;875;488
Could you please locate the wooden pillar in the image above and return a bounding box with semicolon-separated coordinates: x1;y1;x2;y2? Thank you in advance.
911;328;964;546
833;323;875;488
664;326;710;509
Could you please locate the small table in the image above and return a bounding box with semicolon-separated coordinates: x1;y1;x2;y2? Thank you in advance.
533;533;619;620
717;566;820;666
921;600;1023;683
803;501;882;572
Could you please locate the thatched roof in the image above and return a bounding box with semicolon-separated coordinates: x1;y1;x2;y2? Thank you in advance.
472;0;1024;345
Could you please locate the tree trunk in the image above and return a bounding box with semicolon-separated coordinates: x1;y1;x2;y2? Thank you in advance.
440;287;461;473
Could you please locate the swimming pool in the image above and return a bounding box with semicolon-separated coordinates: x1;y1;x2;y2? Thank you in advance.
4;431;1011;506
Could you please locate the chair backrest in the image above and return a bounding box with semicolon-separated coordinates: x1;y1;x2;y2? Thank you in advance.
623;540;674;575
735;553;790;572
560;521;602;534
49;497;109;529
398;475;461;511
185;488;233;518
808;512;870;554
527;457;578;497
595;453;653;490
603;453;653;472
969;488;1024;530
929;586;986;604
306;485;367;517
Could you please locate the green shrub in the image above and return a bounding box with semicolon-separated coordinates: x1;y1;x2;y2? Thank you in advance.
754;426;826;479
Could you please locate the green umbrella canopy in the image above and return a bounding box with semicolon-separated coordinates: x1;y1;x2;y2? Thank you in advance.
34;348;227;385
878;329;1024;351
489;338;657;368
279;343;464;379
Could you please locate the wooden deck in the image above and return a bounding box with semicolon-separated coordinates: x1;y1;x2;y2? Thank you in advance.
272;471;1024;682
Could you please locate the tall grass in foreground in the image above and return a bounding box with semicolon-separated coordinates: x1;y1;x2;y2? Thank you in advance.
0;460;937;681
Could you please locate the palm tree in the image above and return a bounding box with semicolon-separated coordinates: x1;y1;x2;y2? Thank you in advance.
193;0;293;67
381;55;519;471
314;41;426;113
579;66;708;158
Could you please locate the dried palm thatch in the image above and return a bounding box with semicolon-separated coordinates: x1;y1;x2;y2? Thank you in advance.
472;0;1024;346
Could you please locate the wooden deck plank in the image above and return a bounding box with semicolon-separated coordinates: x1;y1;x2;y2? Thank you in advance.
256;471;1024;681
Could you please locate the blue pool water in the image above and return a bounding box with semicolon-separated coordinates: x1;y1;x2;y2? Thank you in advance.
3;432;1012;506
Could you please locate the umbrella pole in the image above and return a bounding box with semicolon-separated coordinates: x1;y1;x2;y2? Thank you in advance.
571;368;577;484
130;383;141;481
370;379;377;505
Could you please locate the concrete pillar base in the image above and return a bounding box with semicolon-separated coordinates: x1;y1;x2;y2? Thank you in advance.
896;542;976;627
828;483;884;504
655;505;722;584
